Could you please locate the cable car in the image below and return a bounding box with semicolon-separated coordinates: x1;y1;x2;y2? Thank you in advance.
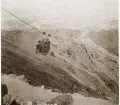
36;39;50;55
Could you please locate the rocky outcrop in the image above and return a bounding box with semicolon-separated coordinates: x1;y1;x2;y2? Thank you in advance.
1;84;8;105
47;94;74;105
3;93;13;105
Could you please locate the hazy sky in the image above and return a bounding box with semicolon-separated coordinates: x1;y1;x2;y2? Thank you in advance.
1;0;118;29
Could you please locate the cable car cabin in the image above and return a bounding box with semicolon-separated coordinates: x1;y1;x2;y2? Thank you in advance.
36;39;50;55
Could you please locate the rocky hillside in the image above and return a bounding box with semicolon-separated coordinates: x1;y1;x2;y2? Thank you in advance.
1;29;118;105
87;28;118;56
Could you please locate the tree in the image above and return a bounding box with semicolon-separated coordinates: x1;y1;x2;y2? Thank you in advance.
48;34;51;37
42;32;46;35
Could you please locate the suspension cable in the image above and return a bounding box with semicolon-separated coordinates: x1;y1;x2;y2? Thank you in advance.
1;7;42;34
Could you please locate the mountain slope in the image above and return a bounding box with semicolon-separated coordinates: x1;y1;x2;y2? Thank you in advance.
2;74;117;105
1;29;118;103
87;28;118;56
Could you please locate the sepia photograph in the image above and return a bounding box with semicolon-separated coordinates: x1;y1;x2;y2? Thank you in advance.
1;0;118;105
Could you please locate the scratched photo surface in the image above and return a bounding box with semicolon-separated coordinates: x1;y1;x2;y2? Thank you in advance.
1;0;118;105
